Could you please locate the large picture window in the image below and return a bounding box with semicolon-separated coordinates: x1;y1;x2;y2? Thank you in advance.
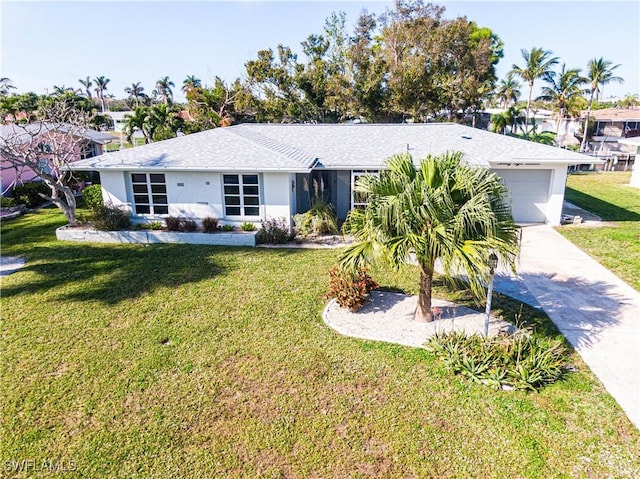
351;170;379;209
131;173;168;215
223;174;260;217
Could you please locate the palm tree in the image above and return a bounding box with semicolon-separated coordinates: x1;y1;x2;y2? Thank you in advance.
0;77;15;96
339;152;519;322
580;58;623;151
155;76;175;104
537;64;586;147
79;76;93;98
511;47;559;134
123;106;150;144
94;76;110;112
182;75;202;95
495;74;521;109
124;82;145;107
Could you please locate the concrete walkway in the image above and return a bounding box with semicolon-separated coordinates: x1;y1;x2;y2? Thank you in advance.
498;224;640;430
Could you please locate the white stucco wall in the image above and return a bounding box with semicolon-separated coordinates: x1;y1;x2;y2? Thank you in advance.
165;172;222;219
263;172;295;229
100;171;129;209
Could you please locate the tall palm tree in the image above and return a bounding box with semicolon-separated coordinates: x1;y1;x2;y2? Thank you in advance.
495;74;521;109
124;82;145;107
0;77;15;96
79;76;93;98
182;75;202;94
123;107;151;144
537;64;586;147
339;152;519;322
580;58;623;151
94;76;110;112
155;76;175;105
511;47;559;134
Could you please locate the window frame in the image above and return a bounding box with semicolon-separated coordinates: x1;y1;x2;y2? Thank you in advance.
351;170;379;210
130;173;169;216
222;173;261;218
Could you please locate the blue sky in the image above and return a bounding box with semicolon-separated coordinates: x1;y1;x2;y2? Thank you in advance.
1;0;638;104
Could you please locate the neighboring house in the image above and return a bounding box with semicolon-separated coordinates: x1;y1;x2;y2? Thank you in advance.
582;107;640;171
1;122;113;194
105;111;134;133
618;136;640;188
70;123;602;227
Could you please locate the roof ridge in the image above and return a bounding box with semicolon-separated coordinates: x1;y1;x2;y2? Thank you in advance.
226;125;317;168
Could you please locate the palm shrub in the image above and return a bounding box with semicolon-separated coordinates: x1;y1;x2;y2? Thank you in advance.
340;152;519;322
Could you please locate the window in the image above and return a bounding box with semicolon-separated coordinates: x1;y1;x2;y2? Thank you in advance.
223;174;260;217
351;170;379;209
131;173;168;215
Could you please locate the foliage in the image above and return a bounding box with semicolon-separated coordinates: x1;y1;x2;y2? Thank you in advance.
294;199;338;236
92;204;131;231
11;182;50;208
340;152;519;321
221;224;235;231
139;221;164;230
165;216;197;232
82;184;103;211
202;216;219;233
326;265;379;311
426;330;567;391
240;222;257;232
256;217;291;244
0;196;17;207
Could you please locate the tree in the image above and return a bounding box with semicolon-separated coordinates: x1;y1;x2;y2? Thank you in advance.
511;47;558;134
495;73;521;109
124;82;145;107
155;76;175;105
182;75;202;94
94;76;110;112
0;103;98;225
537;64;586;146
79;76;93;99
339;152;519;322
123;106;150;144
580;58;623;151
0;77;16;96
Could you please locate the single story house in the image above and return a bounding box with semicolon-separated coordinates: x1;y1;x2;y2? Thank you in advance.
70;123;602;227
1;122;113;194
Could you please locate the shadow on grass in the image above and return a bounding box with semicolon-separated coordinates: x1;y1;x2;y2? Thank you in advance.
564;187;640;221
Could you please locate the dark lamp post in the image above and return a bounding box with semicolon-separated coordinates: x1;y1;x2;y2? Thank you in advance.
484;253;498;337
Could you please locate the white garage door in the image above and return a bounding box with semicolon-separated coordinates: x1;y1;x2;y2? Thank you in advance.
493;169;551;223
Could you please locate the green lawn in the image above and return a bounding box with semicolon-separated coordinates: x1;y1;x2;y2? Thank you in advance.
561;171;640;291
2;209;640;478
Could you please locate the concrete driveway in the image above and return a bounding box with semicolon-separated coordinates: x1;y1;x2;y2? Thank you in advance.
496;224;640;430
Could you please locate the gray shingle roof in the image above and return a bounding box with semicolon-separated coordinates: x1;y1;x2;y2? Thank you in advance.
0;122;114;145
71;123;600;172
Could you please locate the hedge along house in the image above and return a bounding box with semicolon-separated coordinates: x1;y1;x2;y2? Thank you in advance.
70;123;602;228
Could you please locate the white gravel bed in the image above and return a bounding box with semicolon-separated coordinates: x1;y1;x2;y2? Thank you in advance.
323;290;515;348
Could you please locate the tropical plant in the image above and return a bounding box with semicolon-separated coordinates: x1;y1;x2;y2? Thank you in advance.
79;76;93;99
94;76;110;112
339;152;519;322
494;73;521;109
124;82;145;107
240;222;257;232
182;75;202;94
511;47;559;134
202;216;219;233
326;265;379;311
580;57;623;151
537;64;586;146
155;76;175;105
123;107;150;144
0;77;16;96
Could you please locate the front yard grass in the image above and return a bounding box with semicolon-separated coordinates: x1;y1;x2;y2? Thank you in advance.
2;208;640;478
561;171;640;291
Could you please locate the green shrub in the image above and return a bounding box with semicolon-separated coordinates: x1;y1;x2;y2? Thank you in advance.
241;222;257;232
140;221;164;230
426;330;567;391
93;204;131;231
203;217;219;233
165;217;197;232
256;217;291;244
326;266;379;312
12;182;50;208
294;200;338;236
82;184;103;211
221;224;235;232
0;196;17;207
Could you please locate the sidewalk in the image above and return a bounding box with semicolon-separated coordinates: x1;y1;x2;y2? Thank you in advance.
499;224;640;430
